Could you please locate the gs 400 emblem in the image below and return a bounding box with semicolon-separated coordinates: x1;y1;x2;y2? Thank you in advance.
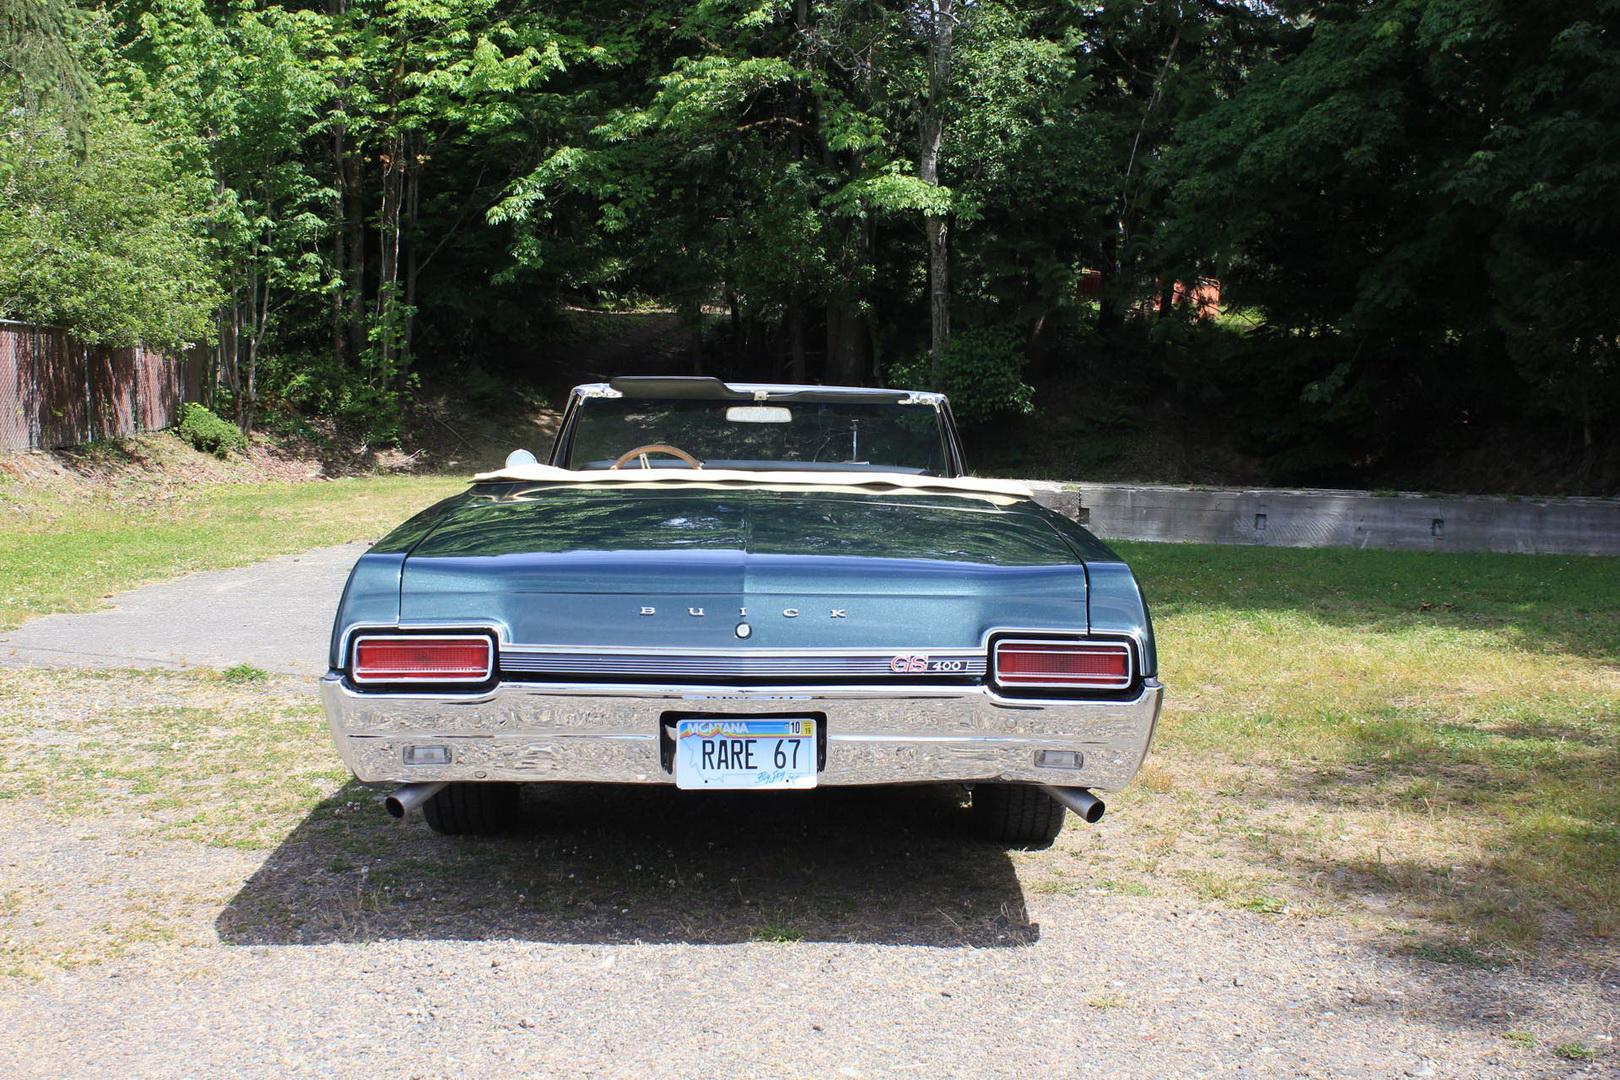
889;654;967;674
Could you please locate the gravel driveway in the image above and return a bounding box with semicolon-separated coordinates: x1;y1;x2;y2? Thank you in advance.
0;554;1614;1077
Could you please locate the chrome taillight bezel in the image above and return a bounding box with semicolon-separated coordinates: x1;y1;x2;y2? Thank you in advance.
350;633;496;686
990;636;1135;693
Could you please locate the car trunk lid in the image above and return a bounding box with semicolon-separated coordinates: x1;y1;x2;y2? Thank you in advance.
397;486;1088;650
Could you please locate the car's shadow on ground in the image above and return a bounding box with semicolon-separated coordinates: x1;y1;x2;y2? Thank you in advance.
217;782;1038;948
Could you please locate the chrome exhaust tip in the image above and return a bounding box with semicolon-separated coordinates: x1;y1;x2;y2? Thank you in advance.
1041;784;1105;824
385;782;447;819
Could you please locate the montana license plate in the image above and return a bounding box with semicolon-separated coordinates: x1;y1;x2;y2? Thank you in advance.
673;718;818;790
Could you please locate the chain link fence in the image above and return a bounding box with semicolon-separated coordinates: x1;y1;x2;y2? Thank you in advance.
0;320;200;451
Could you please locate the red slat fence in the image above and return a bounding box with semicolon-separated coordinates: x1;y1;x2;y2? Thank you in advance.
0;321;200;451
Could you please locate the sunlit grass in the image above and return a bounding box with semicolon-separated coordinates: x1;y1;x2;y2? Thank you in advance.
1097;542;1620;950
0;473;463;629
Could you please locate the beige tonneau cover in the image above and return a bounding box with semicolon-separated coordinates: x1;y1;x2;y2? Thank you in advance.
471;463;1034;500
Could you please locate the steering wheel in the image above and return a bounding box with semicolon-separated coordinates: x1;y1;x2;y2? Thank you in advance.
608;443;704;470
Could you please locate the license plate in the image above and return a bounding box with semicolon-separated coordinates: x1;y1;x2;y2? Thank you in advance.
673;718;818;790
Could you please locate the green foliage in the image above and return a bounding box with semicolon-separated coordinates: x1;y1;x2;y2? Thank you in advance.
1553;1043;1597;1062
890;326;1033;425
0;0;90;127
0;96;217;347
0;0;1613;485
462;366;509;413
258;351;402;443
175;403;246;457
1153;0;1620;480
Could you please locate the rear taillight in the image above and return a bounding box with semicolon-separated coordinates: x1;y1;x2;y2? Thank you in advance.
992;639;1132;691
351;635;494;684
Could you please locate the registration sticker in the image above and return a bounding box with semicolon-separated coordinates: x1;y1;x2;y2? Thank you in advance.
673;718;818;790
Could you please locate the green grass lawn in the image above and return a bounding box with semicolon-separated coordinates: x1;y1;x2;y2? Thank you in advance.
1099;542;1620;951
0;476;1613;959
0;473;464;630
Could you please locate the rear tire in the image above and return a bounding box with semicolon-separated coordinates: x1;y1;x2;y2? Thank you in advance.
971;783;1066;848
422;782;520;835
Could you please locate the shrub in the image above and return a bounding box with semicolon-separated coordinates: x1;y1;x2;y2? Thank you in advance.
176;403;247;457
463;365;510;412
258;351;403;444
889;326;1035;425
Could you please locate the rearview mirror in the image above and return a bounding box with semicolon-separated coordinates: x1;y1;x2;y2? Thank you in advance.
725;405;792;424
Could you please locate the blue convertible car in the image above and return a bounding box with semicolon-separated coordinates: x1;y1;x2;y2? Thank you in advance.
321;377;1162;847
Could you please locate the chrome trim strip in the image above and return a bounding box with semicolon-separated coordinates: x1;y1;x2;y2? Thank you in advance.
497;643;985;658
498;652;987;678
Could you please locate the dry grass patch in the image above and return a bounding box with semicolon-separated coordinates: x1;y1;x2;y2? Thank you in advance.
0;667;343;849
1082;543;1620;955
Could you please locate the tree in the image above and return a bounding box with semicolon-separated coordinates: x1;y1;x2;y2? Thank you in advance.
1154;0;1620;479
0;0;89;123
0;95;216;346
115;0;334;423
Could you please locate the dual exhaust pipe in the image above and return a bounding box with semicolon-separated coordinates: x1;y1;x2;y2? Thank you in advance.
384;781;446;819
1041;784;1106;824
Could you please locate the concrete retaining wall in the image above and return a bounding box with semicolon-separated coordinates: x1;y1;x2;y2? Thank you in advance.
1059;482;1620;556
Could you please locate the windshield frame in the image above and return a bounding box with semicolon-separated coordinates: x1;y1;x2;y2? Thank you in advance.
549;385;966;477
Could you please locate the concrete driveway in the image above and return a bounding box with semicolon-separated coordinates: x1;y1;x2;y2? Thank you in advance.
0;543;365;675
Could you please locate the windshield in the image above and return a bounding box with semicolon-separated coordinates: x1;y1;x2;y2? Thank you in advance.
559;397;951;475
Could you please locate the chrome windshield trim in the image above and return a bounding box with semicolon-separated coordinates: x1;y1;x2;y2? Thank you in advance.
576;380;947;404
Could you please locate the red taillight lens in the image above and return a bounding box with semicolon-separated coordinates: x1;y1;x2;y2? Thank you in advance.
993;640;1132;690
352;636;493;684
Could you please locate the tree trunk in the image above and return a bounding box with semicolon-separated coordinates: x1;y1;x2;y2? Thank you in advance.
328;0;350;370
331;123;347;368
1026;308;1050;375
375;124;405;378
926;217;949;357
726;286;741;365
688;306;705;375
242;255;258;431
920;0;954;364
221;300;242;422
825;299;868;385
1098;234;1121;333
343;148;365;361
787;296;806;383
1113;27;1182;330
403;147;420;369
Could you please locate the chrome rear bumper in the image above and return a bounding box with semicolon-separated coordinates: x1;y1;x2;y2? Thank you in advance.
320;675;1163;791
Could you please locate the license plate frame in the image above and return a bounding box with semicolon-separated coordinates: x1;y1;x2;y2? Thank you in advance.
672;717;819;790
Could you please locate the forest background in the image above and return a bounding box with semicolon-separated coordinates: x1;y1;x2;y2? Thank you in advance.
2;0;1615;493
